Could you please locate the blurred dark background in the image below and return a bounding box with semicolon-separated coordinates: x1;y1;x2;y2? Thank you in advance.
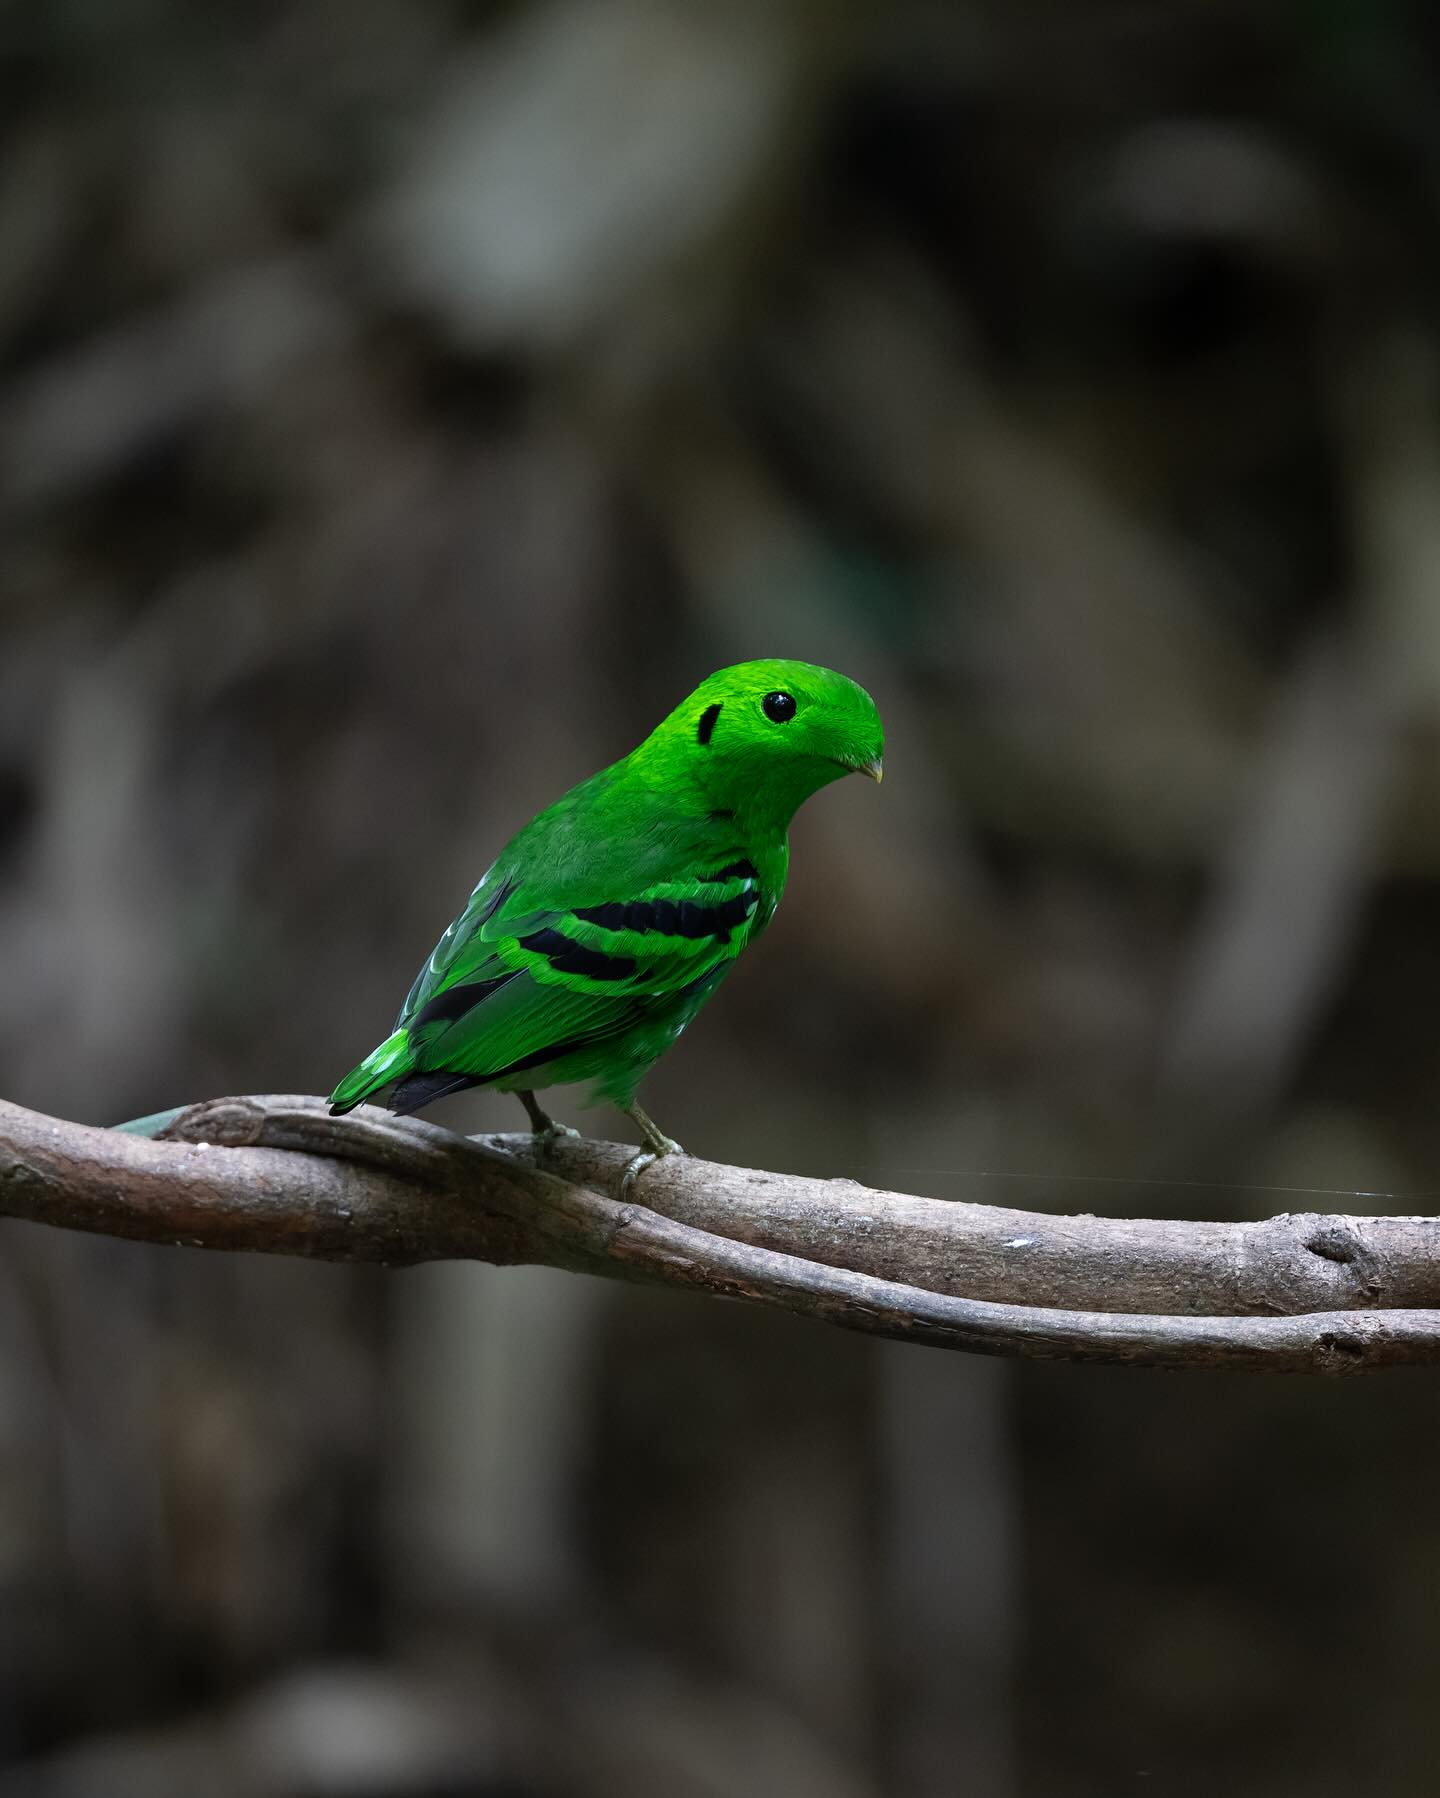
5;1;1440;1793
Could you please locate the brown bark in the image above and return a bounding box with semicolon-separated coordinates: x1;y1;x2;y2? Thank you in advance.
2;1093;1438;1373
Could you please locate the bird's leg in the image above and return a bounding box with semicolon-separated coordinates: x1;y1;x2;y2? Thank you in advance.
516;1089;580;1155
619;1102;685;1197
517;1088;556;1133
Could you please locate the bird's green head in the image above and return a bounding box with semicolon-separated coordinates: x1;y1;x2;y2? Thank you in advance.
643;659;884;827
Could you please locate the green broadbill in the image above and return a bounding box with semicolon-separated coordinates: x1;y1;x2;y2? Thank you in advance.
329;660;883;1181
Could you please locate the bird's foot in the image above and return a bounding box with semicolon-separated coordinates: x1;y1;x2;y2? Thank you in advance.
516;1089;581;1160
619;1145;671;1199
619;1104;685;1198
534;1119;582;1158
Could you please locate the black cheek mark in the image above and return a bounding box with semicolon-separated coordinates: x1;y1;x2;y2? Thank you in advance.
519;927;637;980
697;702;722;746
413;970;520;1029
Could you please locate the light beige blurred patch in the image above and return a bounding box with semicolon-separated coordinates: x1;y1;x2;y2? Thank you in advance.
380;0;798;348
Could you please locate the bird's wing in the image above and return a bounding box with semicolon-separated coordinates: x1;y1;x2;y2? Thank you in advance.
398;858;764;1083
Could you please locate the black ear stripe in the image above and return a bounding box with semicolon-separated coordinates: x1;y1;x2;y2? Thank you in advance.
697;702;722;746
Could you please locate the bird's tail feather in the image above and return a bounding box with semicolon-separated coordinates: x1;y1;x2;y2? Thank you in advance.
389;1070;482;1114
328;1029;414;1114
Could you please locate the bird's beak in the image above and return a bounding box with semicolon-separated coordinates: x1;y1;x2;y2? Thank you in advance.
855;756;884;784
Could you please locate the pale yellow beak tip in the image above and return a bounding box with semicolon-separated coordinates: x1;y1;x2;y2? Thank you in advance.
862;758;884;784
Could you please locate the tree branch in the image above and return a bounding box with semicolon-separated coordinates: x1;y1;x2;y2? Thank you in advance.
3;1093;1440;1373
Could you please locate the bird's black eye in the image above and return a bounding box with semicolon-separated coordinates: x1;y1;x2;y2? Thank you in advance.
762;691;797;723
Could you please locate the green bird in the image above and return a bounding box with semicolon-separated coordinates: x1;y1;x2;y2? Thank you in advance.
329;659;883;1186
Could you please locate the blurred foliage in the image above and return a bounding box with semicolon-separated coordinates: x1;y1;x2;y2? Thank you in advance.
5;2;1440;1794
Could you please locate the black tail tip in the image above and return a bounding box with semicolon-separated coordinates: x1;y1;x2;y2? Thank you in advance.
389;1071;481;1115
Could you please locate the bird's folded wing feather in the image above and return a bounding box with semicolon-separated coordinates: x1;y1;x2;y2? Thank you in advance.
397;859;764;1080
